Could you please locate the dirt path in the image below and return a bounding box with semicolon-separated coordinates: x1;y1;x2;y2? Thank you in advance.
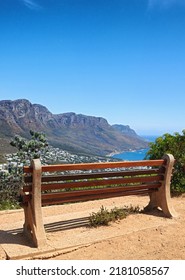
0;195;185;260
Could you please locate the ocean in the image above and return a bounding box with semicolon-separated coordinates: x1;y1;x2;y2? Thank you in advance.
112;136;158;161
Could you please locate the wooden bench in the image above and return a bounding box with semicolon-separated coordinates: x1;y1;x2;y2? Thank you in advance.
21;153;176;247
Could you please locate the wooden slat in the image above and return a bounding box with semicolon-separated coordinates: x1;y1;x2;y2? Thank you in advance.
41;183;161;201
42;160;164;172
24;176;32;183
23;159;165;173
20;194;31;203
40;168;161;183
23;166;33;173
23;185;32;192
41;175;164;191
41;189;157;206
22;183;160;203
24;169;161;184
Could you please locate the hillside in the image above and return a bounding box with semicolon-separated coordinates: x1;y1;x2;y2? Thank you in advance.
0;99;148;156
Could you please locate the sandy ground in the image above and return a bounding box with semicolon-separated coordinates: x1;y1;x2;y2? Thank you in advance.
0;195;185;260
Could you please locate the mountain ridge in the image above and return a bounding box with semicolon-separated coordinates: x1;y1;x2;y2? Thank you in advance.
0;99;148;156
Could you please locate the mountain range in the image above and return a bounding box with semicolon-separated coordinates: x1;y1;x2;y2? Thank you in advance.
0;99;148;156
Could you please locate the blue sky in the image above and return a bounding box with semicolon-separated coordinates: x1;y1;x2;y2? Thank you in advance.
0;0;185;136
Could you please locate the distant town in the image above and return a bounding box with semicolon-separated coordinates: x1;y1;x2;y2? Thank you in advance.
0;145;116;175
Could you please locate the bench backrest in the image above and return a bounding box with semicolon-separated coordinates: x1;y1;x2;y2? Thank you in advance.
23;158;166;206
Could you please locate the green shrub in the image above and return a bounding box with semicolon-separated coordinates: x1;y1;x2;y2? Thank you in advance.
0;200;20;210
0;171;22;210
145;130;185;194
89;205;141;227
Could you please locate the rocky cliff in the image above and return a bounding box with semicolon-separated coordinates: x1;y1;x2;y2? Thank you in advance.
0;99;148;155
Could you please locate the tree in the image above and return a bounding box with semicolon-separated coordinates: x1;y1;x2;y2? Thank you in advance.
145;130;185;193
0;131;49;209
10;130;48;164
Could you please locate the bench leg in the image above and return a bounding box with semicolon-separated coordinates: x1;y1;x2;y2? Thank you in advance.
144;154;178;218
23;201;47;247
23;159;47;247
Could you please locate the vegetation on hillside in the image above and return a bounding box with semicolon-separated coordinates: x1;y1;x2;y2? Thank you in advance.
146;130;185;194
0;131;48;209
10;130;48;163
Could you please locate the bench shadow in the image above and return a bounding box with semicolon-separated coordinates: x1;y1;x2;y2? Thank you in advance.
44;216;90;233
0;216;90;249
0;228;34;247
141;208;166;218
0;211;167;250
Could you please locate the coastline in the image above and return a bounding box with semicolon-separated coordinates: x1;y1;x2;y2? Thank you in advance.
110;148;149;161
109;136;158;160
107;148;138;158
107;150;124;157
